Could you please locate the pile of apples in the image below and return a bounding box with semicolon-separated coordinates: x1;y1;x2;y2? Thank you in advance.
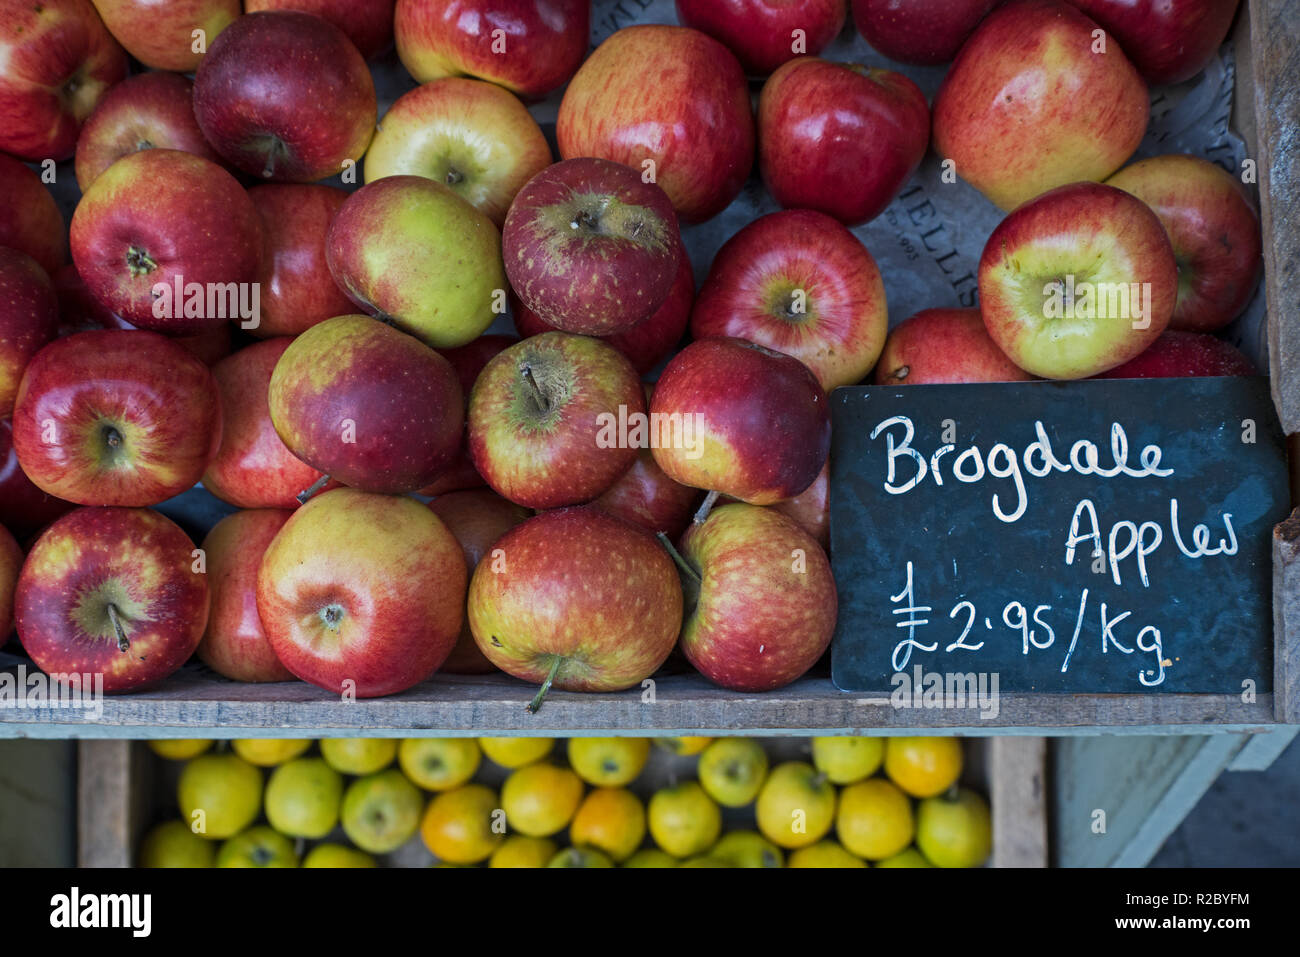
0;0;1261;706
139;734;990;868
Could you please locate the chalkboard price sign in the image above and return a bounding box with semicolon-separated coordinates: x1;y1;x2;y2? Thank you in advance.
828;378;1289;695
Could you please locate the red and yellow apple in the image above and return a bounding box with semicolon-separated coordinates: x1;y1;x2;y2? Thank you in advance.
0;154;67;277
90;0;239;71
675;0;846;76
1094;330;1256;379
1065;0;1241;85
0;419;74;539
852;0;998;64
0;249;59;417
874;308;1037;385
245;0;396;59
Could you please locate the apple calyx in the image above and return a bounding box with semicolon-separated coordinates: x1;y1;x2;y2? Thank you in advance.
319;603;345;629
296;474;331;504
526;655;565;714
125;246;157;277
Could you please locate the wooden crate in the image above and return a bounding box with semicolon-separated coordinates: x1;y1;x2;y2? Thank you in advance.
76;736;1048;868
3;1;1297;738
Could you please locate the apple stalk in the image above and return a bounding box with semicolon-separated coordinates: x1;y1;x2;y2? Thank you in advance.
296;474;331;505
526;655;565;714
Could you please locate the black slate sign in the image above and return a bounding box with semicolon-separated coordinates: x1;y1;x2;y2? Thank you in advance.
828;378;1288;694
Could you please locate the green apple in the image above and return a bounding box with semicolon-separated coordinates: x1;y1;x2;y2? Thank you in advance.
302;843;377;868
622;849;678;868
215;826;299;868
265;757;344;839
341;769;424;854
547;847;614;868
811;736;884;785
177;753;262;839
319;738;398;776
326;175;506;349
137;820;216;868
697;738;769;807
710;830;784;868
875;847;935;868
915;787;993;868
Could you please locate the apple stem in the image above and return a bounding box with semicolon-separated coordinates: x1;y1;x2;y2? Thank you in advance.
107;603;129;653
693;490;720;525
296;474;330;505
526;656;563;714
520;364;550;414
655;532;702;586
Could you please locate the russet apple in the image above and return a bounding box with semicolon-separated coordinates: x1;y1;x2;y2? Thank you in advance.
90;0;239;71
247;184;355;338
557;25;755;223
74;72;225;192
0;419;74;539
874;308;1036;385
977;181;1178;379
504;158;682;336
1065;0;1241;85
650;337;831;505
245;0;396;59
203;338;331;509
395;0;589;99
1106;154;1261;332
932;0;1149;210
257;488;468;697
198;508;296;683
1094;330;1256;379
467;331;643;509
0;249;60;417
193;10;376;182
0;0;127;161
511;238;694;375
0;154;67;277
13;329;222;506
467;506;682;711
16;506;209;693
673;503;836;692
690;209;889;390
427;488;530;674
675;0;846;76
70;149;262;334
852;0;998;64
364;77;551;228
326;175;506;350
269;315;464;495
758;59;929;227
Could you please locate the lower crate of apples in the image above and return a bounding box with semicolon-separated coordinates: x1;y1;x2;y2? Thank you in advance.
78;735;1047;868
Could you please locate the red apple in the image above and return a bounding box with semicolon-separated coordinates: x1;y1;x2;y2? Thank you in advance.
874;308;1037;385
690;209;888;390
246;184;355;338
467;332;643;509
595;449;701;542
851;0;998;64
557;25;755;223
466;506;682;711
74;71;224;192
1106;154;1261;332
504;158;682;336
418;333;516;496
427;488;530;675
395;0;589;99
758;58;928;227
0;154;67;277
52;263;233;367
70;149;262;334
0;249;59;417
90;0;239;71
1094;330;1256;379
1065;0;1241;85
12;329;222;506
326;175;506;350
675;0;846;76
0;418;74;539
674;502;836;692
0;523;20;635
512;240;694;376
203;339;332;509
193;10;377;182
16;506;209;693
650;337;831;505
268;315;464;495
198;508;296;682
365;78;552;228
0;0;127;161
257;487;468;698
769;460;829;550
977;182;1178;379
932;0;1149;210
245;0;396;59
